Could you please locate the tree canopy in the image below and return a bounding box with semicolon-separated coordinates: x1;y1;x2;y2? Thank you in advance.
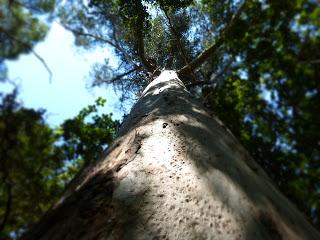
0;0;319;237
59;0;320;228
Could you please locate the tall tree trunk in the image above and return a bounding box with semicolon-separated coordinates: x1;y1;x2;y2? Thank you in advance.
23;71;320;240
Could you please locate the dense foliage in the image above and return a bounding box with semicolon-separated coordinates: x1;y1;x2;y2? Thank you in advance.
0;90;63;239
60;97;119;167
59;0;320;228
0;91;119;239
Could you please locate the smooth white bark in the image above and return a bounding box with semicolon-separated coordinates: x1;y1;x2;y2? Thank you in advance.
25;71;320;240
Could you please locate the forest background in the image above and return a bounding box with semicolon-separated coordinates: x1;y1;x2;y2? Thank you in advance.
0;0;319;239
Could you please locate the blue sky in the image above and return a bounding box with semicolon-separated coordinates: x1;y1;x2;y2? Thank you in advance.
0;22;125;126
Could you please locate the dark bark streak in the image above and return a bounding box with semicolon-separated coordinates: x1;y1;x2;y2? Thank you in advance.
22;171;116;240
0;182;12;232
258;212;283;240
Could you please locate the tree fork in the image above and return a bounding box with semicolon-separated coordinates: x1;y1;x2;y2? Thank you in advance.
23;71;320;240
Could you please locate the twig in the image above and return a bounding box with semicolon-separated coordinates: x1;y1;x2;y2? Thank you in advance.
1;28;53;83
185;58;233;89
110;21;139;67
63;25;119;49
63;23;138;68
11;0;45;13
96;66;141;85
31;50;53;83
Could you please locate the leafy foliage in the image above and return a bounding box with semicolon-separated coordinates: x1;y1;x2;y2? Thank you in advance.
59;0;320;228
0;0;57;81
0;92;119;239
203;0;320;225
0;90;63;239
60;97;120;167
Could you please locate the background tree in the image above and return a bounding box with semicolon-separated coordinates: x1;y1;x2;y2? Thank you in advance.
0;0;121;238
0;91;119;239
0;90;64;239
60;97;120;168
58;0;320;228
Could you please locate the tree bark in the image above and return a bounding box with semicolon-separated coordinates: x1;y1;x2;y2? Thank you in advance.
23;71;320;240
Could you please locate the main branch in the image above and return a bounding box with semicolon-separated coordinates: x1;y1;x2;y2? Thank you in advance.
95;66;142;85
135;21;156;74
162;8;197;82
177;2;245;76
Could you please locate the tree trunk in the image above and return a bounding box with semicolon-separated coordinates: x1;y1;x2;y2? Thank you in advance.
23;71;320;240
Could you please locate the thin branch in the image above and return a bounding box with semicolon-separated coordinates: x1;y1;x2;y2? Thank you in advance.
185;58;233;89
63;25;119;49
63;24;138;68
31;50;53;83
135;19;156;73
96;66;141;85
110;21;139;67
178;2;245;76
1;28;53;83
11;0;45;14
162;8;197;82
162;9;189;68
185;80;211;89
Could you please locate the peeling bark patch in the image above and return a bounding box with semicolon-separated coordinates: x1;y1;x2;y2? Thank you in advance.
258;212;282;240
115;131;144;172
115;158;129;172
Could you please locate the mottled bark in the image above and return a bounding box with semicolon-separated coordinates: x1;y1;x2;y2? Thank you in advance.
23;71;320;240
